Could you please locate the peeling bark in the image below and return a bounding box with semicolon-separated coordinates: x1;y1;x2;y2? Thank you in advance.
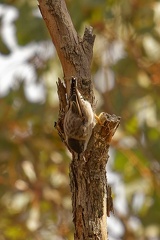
38;1;120;239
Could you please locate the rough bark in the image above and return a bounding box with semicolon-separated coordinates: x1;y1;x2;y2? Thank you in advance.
38;1;120;239
38;0;95;104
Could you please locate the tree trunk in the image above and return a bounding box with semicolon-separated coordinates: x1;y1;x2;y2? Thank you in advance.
38;1;120;239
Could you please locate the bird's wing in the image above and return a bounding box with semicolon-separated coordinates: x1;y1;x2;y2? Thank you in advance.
70;95;83;117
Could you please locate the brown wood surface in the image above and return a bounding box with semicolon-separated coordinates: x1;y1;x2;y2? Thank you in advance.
38;1;120;239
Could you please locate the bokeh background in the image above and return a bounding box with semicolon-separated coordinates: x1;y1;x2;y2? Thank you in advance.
0;0;160;239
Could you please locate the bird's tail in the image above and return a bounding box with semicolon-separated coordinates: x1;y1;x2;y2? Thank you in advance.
69;77;77;101
69;77;83;116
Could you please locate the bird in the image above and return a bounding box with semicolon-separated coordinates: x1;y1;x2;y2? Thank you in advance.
64;77;95;157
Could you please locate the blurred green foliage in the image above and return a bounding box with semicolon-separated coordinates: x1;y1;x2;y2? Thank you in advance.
15;3;49;45
0;0;160;239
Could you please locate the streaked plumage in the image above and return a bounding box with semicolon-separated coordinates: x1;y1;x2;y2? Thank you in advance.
64;77;95;155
